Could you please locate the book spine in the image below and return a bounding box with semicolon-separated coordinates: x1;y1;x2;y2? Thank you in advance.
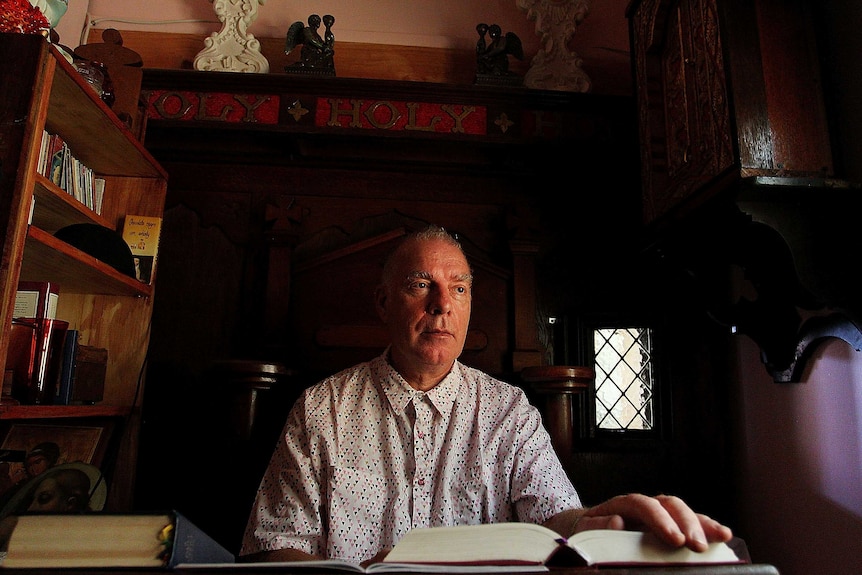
55;329;79;405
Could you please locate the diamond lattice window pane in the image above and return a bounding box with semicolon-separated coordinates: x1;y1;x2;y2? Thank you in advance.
594;328;654;430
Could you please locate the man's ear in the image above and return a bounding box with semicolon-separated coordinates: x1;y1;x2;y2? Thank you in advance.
375;285;388;323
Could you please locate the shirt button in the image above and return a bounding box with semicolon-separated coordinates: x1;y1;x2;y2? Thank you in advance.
417;478;425;486
417;432;424;439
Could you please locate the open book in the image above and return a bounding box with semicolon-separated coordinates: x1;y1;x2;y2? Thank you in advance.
177;523;745;573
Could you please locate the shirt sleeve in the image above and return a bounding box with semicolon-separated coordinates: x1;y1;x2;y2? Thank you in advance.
239;390;327;557
508;390;583;524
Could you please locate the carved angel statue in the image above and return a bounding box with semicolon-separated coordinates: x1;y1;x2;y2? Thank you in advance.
285;14;335;72
476;23;524;76
193;0;269;73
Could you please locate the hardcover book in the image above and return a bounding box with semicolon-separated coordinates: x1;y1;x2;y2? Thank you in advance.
121;215;162;284
10;282;66;404
47;134;66;186
55;329;79;405
0;510;235;568
69;344;108;404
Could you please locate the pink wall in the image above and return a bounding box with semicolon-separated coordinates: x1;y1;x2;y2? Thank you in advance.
733;336;862;575
53;0;630;71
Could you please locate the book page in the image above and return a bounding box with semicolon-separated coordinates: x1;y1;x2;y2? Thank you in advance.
369;562;547;573
176;560;547;573
382;523;560;566
175;559;365;572
567;529;742;566
2;514;172;568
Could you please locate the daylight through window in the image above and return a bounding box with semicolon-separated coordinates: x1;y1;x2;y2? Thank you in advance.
593;327;654;430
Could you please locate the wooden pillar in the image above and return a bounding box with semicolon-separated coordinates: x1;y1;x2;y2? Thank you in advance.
213;359;296;441
521;365;594;468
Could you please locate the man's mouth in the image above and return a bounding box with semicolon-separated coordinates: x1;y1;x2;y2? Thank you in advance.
424;328;451;336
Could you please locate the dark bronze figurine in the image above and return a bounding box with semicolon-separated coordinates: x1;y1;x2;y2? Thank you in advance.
475;23;523;85
285;14;335;75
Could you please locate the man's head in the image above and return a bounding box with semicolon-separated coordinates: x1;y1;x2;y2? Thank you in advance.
24;442;60;478
27;468;92;513
375;226;473;390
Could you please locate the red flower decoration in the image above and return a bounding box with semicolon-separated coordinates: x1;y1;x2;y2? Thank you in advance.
0;0;51;34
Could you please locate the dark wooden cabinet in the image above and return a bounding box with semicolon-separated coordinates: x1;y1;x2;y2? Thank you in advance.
628;0;833;227
627;0;862;382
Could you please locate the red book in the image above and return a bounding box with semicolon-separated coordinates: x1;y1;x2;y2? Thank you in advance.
11;282;64;404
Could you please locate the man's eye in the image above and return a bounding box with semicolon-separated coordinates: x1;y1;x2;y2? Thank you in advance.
414;281;428;289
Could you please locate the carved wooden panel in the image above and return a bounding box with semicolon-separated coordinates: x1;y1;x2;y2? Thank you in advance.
630;0;734;224
630;0;835;227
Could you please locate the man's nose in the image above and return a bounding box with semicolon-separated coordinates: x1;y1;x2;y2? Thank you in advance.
427;288;452;315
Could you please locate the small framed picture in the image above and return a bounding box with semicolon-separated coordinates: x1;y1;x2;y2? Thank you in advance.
0;421;114;507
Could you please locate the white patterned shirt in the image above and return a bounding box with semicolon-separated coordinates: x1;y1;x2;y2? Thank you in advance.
240;351;582;562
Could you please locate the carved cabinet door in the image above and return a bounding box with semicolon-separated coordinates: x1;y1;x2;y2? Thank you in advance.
630;0;834;226
629;0;735;224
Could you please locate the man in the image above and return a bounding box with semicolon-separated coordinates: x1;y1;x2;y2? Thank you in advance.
240;225;732;564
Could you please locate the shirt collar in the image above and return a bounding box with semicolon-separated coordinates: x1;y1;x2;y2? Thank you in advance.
372;348;460;416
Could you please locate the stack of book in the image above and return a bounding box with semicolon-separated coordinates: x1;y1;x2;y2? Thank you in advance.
36;130;105;215
54;330;107;405
7;282;106;405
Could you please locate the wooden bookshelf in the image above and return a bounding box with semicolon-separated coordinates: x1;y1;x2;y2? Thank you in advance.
0;33;168;510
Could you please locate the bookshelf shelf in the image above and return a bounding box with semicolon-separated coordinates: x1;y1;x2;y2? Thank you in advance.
45;47;166;179
33;174;113;233
0;404;131;420
22;227;151;297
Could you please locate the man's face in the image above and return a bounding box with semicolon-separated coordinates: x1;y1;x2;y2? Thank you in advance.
376;238;472;385
25;455;50;477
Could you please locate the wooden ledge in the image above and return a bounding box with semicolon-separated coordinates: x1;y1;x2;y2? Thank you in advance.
521;365;594;394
